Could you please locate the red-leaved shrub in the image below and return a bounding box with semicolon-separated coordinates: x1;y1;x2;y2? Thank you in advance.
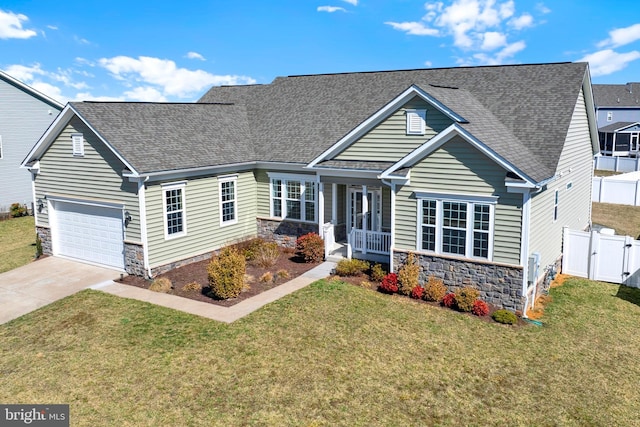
472;300;490;316
378;273;398;294
295;232;324;263
410;285;424;299
442;292;456;308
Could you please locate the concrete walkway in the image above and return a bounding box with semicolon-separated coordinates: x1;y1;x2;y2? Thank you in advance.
92;261;336;323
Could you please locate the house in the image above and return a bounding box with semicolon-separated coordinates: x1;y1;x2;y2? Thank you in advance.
0;71;63;213
21;62;598;313
593;83;640;157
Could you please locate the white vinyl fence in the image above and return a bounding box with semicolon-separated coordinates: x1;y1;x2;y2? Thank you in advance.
563;228;640;287
594;155;640;172
592;176;640;206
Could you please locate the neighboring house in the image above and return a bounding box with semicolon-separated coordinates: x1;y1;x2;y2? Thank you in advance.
0;71;63;212
21;62;598;313
593;82;640;157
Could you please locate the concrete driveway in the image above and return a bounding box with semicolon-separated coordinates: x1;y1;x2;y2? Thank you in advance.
0;257;121;325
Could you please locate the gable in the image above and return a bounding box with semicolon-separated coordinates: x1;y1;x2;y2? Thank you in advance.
333;96;454;163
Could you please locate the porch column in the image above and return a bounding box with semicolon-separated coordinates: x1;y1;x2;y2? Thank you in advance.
362;185;367;254
613;133;617;155
389;182;396;272
318;181;324;238
331;183;337;224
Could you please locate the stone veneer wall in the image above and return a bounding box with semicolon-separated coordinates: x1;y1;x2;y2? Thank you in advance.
257;218;319;247
393;250;524;312
36;226;52;256
150;250;216;278
124;242;146;277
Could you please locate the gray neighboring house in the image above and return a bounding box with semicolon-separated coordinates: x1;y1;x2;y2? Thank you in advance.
21;62;598;314
0;71;63;212
593;82;640;156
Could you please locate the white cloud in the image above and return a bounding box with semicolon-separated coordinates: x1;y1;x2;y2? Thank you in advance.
480;31;506;51
318;6;347;13
124;86;167;102
342;0;358;5
424;60;433;67
473;40;525;64
186;51;206;61
597;23;640;48
0;9;37;39
73;92;124;102
385;21;439;36
30;82;66;103
535;3;551;14
74;35;90;45
509;13;533;30
578;49;640;77
46;25;58;30
98;55;256;98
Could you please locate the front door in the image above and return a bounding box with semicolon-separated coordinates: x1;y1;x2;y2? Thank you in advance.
348;187;381;232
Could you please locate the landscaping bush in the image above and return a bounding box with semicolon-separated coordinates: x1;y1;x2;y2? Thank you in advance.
295;232;324;263
149;277;172;293
359;280;373;289
207;247;246;299
35;233;43;258
235;238;266;261
276;269;290;280
472;299;490;316
492;309;518;325
182;281;202;292
378;273;398;294
259;272;274;283
423;276;447;302
410;285;424;300
254;241;280;268
370;263;386;282
442;292;456;308
10;203;28;218
397;253;420;295
335;258;369;276
456;286;480;312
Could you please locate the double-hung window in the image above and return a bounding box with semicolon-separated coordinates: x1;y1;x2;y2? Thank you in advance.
418;193;496;260
219;175;237;226
269;174;316;222
163;182;187;239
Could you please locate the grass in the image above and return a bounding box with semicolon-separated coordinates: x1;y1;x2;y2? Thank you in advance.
1;277;640;425
592;202;640;238
593;170;623;177
0;216;36;273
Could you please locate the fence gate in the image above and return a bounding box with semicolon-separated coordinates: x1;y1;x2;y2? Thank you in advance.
563;228;640;288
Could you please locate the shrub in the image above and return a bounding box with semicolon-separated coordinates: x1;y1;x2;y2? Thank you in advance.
472;299;490;316
370;263;386;282
442;292;456;308
207;247;246;299
236;238;266;261
335;258;369;276
276;269;290;280
10;203;28;218
35;233;43;258
492;309;518;325
254;241;280;268
182;281;202;292
359;280;373;289
149;277;172;293
378;273;398;294
397;253;420;295
410;285;424;300
259;272;274;283
295;232;324;263
423;276;447;302
456;286;480;312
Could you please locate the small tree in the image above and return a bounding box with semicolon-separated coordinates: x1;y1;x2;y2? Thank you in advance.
207;247;246;299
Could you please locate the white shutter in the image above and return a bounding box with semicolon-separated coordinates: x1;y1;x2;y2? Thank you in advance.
406;109;426;135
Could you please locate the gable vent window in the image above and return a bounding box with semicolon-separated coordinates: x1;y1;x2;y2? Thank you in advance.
71;133;84;157
406;109;427;135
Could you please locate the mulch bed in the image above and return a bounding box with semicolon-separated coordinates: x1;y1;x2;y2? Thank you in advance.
118;247;319;307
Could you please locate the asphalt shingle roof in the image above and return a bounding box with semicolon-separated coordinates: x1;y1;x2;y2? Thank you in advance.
593;83;640;107
598;121;637;132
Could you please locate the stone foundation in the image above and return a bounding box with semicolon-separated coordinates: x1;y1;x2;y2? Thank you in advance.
257;218;319;247
393;250;524;312
36;226;52;256
124;242;146;277
149;250;216;278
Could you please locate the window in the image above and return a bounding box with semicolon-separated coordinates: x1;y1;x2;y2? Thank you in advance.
406;109;426;135
269;174;316;222
71;133;84;157
607;111;613;122
219;175;237;226
418;195;496;260
163;182;186;239
566;182;573;190
553;189;559;222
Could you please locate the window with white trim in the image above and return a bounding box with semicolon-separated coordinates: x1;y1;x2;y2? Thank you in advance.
553;189;559;222
71;133;84;157
406;109;426;135
219;175;237;226
270;175;316;222
418;196;495;260
163;183;186;239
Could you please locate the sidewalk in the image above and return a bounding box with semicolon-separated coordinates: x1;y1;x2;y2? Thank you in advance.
91;261;336;323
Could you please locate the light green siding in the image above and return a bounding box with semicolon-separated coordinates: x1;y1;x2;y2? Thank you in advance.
529;88;594;269
334;96;453;162
35;117;140;242
395;136;522;265
145;171;257;268
255;169;317;219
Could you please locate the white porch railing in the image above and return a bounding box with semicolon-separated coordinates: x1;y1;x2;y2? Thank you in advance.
323;222;336;258
348;229;391;256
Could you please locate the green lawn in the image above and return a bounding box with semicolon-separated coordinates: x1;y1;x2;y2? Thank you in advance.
0;216;36;273
1;277;639;426
592;202;640;238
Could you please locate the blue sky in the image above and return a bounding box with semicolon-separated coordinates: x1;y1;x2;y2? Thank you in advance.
2;0;639;103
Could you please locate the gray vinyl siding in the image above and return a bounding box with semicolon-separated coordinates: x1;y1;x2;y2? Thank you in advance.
34;117;140;241
145;171;257;268
334;97;453;162
0;79;61;211
395;136;522;265
529;88;594;269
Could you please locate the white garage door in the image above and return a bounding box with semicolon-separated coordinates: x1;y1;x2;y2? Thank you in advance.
52;201;124;269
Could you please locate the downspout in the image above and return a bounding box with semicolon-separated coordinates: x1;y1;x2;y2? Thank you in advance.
520;189;532;318
137;177;153;278
381;179;395;272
